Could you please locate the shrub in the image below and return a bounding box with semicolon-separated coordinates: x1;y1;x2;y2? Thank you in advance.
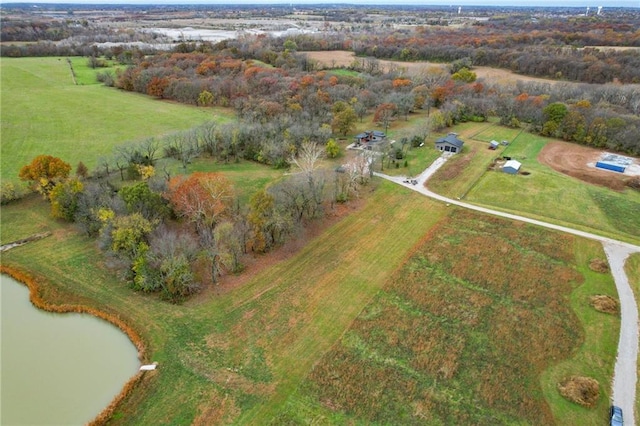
1;182;24;205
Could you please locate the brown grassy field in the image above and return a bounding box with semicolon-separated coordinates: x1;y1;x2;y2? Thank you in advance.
279;208;590;424
304;50;562;85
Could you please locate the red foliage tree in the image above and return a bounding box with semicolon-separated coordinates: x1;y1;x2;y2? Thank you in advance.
166;172;235;237
146;76;169;98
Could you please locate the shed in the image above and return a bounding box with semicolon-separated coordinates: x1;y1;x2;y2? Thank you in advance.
435;133;464;154
502;159;522;174
596;161;626;173
489;140;499;150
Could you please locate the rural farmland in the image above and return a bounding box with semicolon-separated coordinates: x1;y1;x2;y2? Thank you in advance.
1;3;640;425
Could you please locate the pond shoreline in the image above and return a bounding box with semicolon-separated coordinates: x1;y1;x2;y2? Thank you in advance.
0;264;149;425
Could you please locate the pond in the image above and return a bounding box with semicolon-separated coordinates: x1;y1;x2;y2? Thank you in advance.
1;274;140;425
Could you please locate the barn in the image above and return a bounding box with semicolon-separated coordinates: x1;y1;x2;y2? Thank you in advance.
502;159;522;174
435;133;464;154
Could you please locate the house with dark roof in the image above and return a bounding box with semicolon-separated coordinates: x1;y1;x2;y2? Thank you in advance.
435;133;464;154
354;130;386;149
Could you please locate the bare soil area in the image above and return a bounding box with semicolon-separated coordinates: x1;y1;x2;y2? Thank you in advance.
304;50;561;85
538;141;635;191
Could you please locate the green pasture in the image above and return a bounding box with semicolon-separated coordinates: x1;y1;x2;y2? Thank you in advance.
464;132;640;243
68;56;124;85
0;57;229;186
626;253;640;415
164;157;286;203
328;68;361;77
541;240;620;425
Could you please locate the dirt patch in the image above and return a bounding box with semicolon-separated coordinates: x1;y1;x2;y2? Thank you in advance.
557;376;600;408
538;141;630;191
589;295;619;315
588;258;610;273
304;50;562;85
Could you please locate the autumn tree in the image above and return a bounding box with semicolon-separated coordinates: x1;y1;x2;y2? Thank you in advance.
164;130;201;172
49;178;83;221
137;226;201;301
214;221;243;274
248;189;275;252
76;161;89;179
451;67;477;83
166;172;235;283
331;101;357;136
19;155;72;197
373;103;398;133
325;138;341;158
146;76;169;98
119;181;170;221
198;90;214;107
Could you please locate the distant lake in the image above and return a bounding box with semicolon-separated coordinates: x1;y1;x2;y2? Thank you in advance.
1;274;139;425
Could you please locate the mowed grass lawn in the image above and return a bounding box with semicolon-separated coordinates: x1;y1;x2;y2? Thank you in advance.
626;253;640;416
427;122;640;244
0;57;226;185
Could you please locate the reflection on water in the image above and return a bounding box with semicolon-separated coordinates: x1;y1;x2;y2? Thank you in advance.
1;274;139;425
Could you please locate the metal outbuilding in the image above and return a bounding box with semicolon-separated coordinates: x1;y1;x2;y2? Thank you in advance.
502;159;522;174
596;161;626;173
595;153;633;173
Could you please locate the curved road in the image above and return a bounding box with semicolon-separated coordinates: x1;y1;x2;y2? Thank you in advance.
375;154;639;424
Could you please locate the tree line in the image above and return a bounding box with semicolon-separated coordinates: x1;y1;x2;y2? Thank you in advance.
111;45;640;156
12;127;372;302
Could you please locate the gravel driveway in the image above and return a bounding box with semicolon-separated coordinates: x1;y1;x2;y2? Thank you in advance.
376;154;640;423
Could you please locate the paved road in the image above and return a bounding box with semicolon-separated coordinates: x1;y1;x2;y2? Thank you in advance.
375;154;639;423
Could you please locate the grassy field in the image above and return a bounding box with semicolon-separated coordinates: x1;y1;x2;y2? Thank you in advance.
626;253;640;417
1;181;450;424
3;184;618;425
1;57;635;425
276;209;616;425
0;57;229;185
427;122;501;199
424;122;640;244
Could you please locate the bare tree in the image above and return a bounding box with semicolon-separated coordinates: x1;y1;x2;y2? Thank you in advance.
138;137;161;165
165;130;201;171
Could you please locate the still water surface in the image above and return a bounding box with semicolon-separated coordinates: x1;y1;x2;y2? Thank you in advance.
1;274;139;425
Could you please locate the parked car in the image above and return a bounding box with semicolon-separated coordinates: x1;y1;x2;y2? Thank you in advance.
610;405;623;426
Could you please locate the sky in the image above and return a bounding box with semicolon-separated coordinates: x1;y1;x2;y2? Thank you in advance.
6;0;639;7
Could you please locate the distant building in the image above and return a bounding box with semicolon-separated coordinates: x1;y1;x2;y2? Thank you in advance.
354;130;386;149
435;133;464;154
502;159;522;174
